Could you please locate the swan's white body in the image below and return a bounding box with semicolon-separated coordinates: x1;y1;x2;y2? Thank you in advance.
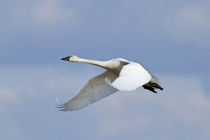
58;55;160;111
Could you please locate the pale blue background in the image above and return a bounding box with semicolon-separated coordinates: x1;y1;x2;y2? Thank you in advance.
1;0;210;140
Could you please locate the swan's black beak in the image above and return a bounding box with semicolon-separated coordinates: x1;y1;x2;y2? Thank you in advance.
61;56;70;61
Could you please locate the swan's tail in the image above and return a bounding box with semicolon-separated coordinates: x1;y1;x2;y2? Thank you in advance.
143;75;163;93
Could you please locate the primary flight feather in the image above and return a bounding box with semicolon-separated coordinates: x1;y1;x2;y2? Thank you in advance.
57;55;163;111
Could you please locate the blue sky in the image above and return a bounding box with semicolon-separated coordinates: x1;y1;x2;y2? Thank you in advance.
1;0;210;140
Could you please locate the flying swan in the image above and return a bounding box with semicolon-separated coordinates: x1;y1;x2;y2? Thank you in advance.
57;55;163;111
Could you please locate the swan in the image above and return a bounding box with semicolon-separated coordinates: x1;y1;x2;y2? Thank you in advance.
57;55;163;111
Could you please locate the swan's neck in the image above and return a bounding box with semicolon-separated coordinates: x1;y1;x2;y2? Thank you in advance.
76;57;108;69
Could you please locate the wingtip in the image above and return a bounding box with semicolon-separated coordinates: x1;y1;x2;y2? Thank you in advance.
55;98;66;111
56;97;60;104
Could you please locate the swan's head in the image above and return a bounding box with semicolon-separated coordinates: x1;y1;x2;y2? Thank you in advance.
61;55;79;62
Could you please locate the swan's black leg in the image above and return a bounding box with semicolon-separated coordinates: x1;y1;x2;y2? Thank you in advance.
143;85;157;93
149;82;163;90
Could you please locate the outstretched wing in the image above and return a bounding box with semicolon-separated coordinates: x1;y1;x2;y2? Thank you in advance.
108;62;151;91
58;71;118;111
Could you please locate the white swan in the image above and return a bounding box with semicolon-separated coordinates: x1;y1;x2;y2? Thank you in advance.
57;55;163;111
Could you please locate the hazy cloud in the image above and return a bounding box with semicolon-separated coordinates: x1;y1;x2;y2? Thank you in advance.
0;86;18;113
31;0;74;26
0;0;76;31
93;75;210;139
166;4;210;46
1;0;210;71
1;0;210;139
0;65;210;140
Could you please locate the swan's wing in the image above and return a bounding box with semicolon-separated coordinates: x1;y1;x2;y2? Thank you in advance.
108;62;152;91
58;71;118;111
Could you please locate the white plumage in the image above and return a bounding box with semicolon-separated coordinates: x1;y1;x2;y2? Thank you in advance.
57;55;163;111
108;62;151;91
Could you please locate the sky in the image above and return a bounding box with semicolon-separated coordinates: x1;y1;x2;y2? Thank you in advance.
0;0;210;140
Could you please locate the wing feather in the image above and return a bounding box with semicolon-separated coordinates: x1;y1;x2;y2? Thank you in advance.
59;71;118;111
